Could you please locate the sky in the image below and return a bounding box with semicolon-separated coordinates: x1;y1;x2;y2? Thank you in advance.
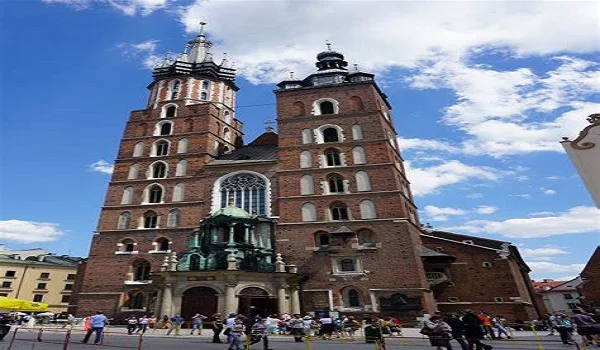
0;0;598;281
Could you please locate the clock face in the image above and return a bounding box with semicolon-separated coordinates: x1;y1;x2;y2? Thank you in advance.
314;75;337;85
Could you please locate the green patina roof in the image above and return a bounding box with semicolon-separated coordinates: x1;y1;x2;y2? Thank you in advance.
210;205;252;219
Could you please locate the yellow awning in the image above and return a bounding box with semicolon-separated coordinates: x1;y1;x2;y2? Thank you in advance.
0;297;49;311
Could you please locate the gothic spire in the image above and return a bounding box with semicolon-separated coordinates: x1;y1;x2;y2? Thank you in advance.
187;21;213;63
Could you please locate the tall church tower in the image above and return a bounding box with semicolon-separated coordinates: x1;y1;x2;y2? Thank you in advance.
76;25;244;316
275;47;435;316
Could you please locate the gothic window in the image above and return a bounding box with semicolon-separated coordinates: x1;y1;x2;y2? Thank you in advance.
170;80;181;100
300;175;314;195
327;174;344;193
150;162;167;178
323;127;339;142
159;122;172;136
165;105;177;118
143;211;158;228
224;111;232;124
133;260;150;281
175;159;187;176
302;203;317;222
302;129;313;144
167;208;180;227
128;164;139;180
133;142;144;157
352;146;366;164
293;101;305;116
340;259;357;272
201;80;210;90
155;237;170;251
130;292;144;309
343;288;361;307
355;171;371;191
172;183;184;202
223;127;231;142
300;151;312;168
360;200;376;219
315;231;330;246
154;140;169;156
218;172;268;215
121;239;135;252
330;202;349;220
147;185;163;203
349;96;364;111
358;229;374;246
352;124;363;140
325;149;342;167
319;101;334;115
200;92;208;100
118;212;131;229
189;254;200;271
121;187;133;205
177;138;188;153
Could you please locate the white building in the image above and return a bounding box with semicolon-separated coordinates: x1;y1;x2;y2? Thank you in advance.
539;277;583;314
561;113;600;208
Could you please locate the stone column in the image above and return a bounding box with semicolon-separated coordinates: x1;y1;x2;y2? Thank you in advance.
228;224;235;246
277;284;289;314
154;288;163;317
159;284;172;317
290;286;301;314
225;283;237;313
244;225;250;244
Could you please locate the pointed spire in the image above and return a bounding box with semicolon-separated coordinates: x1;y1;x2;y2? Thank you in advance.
220;52;230;68
187;21;213;63
264;120;275;132
199;21;206;36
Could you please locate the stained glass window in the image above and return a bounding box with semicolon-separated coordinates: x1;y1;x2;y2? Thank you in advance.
219;173;267;215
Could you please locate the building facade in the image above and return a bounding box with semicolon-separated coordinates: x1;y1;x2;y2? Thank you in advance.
579;246;600;312
0;249;81;313
533;277;582;315
76;28;538;322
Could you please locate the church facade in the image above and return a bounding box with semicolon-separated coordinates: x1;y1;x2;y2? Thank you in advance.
74;28;539;321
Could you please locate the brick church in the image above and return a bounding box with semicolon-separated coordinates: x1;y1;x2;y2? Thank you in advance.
74;27;543;322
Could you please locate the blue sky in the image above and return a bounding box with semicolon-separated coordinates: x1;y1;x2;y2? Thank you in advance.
1;0;598;281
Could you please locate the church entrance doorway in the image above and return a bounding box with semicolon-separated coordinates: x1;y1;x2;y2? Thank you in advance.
237;287;277;317
181;286;218;320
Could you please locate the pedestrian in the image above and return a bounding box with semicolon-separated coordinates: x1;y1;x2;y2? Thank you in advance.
211;313;224;343
228;318;246;350
302;315;314;337
423;315;453;350
250;317;273;350
82;311;109;345
443;313;469;350
126;314;138;335
546;313;558;336
136;315;149;334
62;314;76;329
570;310;598;346
190;313;207;335
461;310;493;350
556;314;574;344
166;314;184;336
290;314;304;342
478;312;495;340
491;315;511;339
319;314;335;340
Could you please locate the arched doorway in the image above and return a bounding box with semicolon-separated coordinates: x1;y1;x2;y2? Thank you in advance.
237;287;277;318
181;286;218;321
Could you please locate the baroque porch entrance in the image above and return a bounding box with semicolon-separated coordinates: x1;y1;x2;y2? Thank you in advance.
181;286;218;320
237;287;277;317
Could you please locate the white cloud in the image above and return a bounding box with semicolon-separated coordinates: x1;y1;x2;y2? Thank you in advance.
467;193;483;199
0;220;68;243
44;0;168;15
547;176;564;180
405;160;500;196
89;160;114;174
475;206;498;215
42;0;91;10
510;194;532;199
423;206;467;221
530;211;556;216
528;261;586;275
543;189;557;195
445;206;599;238
399;138;460;153
521;247;571;259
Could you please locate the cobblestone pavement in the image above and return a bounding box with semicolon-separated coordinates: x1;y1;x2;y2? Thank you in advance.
2;327;582;350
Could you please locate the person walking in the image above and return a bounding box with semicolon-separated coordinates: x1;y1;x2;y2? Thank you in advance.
423;315;453;350
82;311;109;345
478;312;495;340
190;313;207;335
61;314;76;329
166;314;184;336
461;310;493;350
250;317;273;350
126;315;138;335
289;314;304;342
556;314;574;344
319;314;334;340
228;318;246;350
136;315;149;334
491;315;511;339
210;313;224;343
443;313;469;350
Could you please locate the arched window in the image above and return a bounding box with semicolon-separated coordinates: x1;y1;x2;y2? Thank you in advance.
133;142;144;157
325;149;342;167
143;211;158;228
360;200;376;219
121;187;133;205
349;96;364;111
120;238;135;252
300;175;314;195
155;237;170;251
201;80;210;90
218;172;268;215
323;127;340;142
223;146;230;154
175;160;187;176
189;254;200;271
200;92;208;100
167;208;180;227
172;183;185;202
133;260;151;281
352;124;363;140
147;185;163;203
165;105;177;118
159;122;172;136
355;171;371;191
344;288;361;307
153;140;169;156
128;164;139;180
352;146;366;164
223;127;231;142
302;129;313;144
150;162;167;178
330;202;349;220
315;231;330;246
327;174;344;193
358;229;374;246
300;151;312;168
177;138;188;153
319;101;334;115
130;292;144;309
341;259;356;272
118;212;131;229
292;101;305;116
170;80;181;100
302;203;317;222
224;111;232;124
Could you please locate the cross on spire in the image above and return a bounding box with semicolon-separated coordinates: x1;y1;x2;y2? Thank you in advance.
325;40;332;50
289;71;294;79
264;120;275;132
199;21;207;35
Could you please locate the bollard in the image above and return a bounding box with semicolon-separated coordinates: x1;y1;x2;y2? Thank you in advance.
62;329;71;350
245;332;251;350
397;324;407;345
530;325;545;350
137;332;144;350
7;327;19;350
37;328;43;342
305;335;313;350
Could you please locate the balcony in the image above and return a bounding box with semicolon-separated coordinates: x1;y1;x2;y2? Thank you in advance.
426;272;450;286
